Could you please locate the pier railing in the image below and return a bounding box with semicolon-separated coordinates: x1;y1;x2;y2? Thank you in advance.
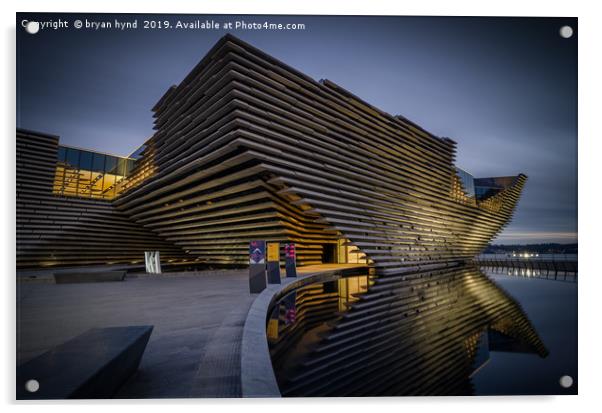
474;254;578;277
481;265;577;282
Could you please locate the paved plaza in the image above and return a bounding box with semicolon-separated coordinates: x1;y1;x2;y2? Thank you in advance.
17;270;254;398
16;264;365;398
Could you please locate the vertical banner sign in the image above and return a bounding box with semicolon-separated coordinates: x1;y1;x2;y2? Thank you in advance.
145;251;162;274
285;243;297;278
267;242;281;284
249;240;266;264
248;240;267;293
267;242;279;262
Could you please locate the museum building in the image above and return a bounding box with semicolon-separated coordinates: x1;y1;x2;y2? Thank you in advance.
16;34;527;274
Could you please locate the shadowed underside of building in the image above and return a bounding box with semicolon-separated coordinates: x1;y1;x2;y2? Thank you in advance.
16;34;526;272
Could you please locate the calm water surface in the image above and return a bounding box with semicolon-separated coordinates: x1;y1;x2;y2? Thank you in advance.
267;265;577;396
472;268;577;395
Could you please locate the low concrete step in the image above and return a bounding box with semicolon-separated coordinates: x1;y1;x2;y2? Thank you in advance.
53;271;127;284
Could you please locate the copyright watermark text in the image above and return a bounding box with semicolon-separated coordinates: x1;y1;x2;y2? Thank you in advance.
21;18;307;34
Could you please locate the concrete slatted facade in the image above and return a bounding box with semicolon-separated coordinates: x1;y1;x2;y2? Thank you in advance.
17;35;526;272
16;129;189;269
114;35;526;272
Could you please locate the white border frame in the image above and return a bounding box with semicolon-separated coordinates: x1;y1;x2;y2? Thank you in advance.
3;1;600;412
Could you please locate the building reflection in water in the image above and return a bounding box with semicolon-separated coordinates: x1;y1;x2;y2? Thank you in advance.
267;264;548;396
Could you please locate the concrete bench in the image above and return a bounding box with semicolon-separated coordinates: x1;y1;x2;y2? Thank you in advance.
53;270;127;284
16;325;153;399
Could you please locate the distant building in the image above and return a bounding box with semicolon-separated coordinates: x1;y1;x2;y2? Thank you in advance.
16;35;527;273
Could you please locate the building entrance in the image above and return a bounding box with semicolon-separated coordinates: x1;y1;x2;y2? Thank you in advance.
321;244;337;264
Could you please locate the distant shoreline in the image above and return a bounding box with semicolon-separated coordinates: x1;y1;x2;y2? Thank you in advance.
484;243;577;254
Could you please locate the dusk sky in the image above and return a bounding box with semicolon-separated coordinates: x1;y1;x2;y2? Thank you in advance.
16;14;577;244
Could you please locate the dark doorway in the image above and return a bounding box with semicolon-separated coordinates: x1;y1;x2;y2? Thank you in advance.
322;244;337;264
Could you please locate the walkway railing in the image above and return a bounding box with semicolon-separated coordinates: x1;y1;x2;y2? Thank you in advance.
475;254;578;278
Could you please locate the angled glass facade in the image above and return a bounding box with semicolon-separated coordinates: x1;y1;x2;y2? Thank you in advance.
455;167;475;198
53;146;135;199
474;176;518;200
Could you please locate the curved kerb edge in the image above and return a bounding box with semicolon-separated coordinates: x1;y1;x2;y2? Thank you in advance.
240;271;348;398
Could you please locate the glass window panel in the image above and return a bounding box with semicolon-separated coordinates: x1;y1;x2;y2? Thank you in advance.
51;148;138;200
116;158;127;176
77;170;93;197
102;174;116;199
92;153;105;172
114;176;125;196
63;174;78;195
89;172;105;198
130;144;146;160
57;147;66;162
456;167;475;198
65;148;80;168
126;159;135;175
79;151;93;170
105;156;117;174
